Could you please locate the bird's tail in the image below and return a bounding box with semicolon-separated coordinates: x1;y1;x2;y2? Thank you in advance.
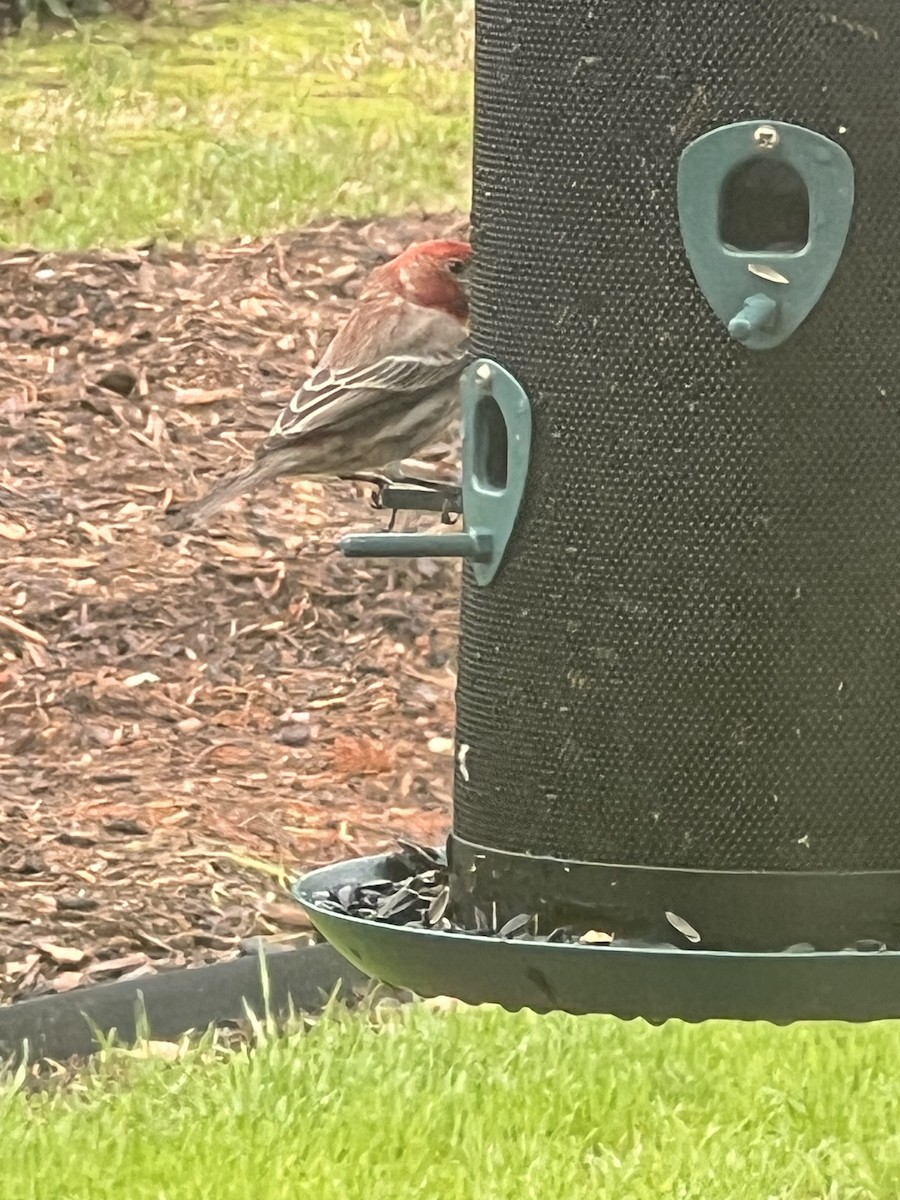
169;458;280;528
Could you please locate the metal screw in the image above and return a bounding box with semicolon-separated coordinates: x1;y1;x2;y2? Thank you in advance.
754;124;779;149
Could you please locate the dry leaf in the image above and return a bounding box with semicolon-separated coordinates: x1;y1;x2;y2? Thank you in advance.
172;387;237;406
0;613;48;645
332;734;395;776
124;672;161;687
216;541;263;560
258;901;314;930
239;297;269;319
34;942;88;966
84;954;150;977
201;743;254;766
0;517;27;540
52;971;88;993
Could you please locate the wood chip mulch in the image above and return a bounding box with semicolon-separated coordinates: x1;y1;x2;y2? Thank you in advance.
0;211;468;1003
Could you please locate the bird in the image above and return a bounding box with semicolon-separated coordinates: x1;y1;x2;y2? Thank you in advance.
171;238;473;527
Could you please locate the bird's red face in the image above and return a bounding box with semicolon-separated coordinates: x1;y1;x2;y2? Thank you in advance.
374;239;472;321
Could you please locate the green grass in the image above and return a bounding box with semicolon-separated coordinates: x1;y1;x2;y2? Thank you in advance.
0;0;473;248
5;1002;900;1199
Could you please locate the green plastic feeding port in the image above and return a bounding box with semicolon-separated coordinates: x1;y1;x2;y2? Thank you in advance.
677;120;855;350
338;359;531;586
295;0;900;1024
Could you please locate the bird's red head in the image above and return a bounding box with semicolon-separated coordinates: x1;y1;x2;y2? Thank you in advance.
371;239;472;321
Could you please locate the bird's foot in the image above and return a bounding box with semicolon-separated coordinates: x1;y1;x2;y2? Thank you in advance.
440;495;461;526
338;472;393;509
337;472;401;529
338;469;461;530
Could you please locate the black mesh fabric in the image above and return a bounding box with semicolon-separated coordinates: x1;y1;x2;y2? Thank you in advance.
455;0;900;871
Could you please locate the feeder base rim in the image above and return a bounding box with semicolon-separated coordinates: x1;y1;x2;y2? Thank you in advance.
294;853;900;1024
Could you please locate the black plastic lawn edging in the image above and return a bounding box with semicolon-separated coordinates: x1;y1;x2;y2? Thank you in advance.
0;943;369;1065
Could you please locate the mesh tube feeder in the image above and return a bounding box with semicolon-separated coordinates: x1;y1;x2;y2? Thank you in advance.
295;0;900;1022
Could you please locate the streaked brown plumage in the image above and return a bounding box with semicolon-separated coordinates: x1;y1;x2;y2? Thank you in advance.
173;239;472;526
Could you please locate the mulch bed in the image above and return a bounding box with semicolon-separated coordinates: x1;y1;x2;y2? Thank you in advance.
0;211;467;1003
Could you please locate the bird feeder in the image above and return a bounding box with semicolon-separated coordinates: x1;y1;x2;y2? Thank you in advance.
294;0;900;1022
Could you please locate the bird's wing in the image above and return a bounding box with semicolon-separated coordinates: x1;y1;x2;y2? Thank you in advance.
264;298;469;448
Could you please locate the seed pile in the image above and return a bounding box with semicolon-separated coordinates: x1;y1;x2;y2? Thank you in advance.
308;840;628;946
306;842;896;954
310;841;457;932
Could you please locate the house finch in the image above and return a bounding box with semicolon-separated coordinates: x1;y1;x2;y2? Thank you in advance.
173;238;472;526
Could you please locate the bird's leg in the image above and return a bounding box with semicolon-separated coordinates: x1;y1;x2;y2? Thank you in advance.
337;472;402;529
337;471;393;510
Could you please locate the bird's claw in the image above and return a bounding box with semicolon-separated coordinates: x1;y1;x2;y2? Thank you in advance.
370;483;401;532
337;473;392;507
440;499;460;526
364;480;392;512
351;478;398;529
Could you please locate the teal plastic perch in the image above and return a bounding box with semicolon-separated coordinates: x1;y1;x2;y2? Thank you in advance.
337;359;532;585
728;293;778;342
340;531;492;560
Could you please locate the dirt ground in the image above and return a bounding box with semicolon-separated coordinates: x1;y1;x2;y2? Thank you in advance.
0;212;467;1002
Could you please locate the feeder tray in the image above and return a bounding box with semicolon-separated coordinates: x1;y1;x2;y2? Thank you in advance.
294;854;900;1024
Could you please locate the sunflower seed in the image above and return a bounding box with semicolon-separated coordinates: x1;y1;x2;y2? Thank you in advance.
497;912;532;939
376;888;417;920
665;911;701;943
579;929;614;945
748;262;789;284
396;839;442;870
426;886;450;926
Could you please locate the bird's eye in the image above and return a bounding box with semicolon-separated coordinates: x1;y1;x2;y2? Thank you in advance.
447;258;467;275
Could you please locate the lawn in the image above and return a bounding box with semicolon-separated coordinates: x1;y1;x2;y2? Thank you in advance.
5;1001;900;1199
0;0;473;248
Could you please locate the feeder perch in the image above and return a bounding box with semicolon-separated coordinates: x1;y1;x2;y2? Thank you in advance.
295;0;900;1023
339;360;532;587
